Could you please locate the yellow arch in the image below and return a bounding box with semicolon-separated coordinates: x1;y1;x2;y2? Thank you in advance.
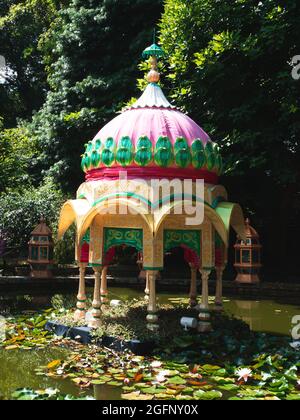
153;200;245;247
57;199;91;240
154;200;228;246
77;197;153;244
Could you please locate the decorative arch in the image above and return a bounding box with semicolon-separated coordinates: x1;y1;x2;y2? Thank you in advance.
215;202;246;242
57;199;91;240
154;199;229;247
77;197;153;244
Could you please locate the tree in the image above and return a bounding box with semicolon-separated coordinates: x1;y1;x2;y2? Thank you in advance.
0;0;61;127
160;0;300;274
0;119;37;192
0;177;66;250
30;0;163;191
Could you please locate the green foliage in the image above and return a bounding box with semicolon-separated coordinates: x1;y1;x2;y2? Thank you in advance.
11;388;94;401
0;0;60;126
1;301;300;400
0;124;37;192
160;0;300;271
160;0;300;184
29;0;163;190
0;177;66;251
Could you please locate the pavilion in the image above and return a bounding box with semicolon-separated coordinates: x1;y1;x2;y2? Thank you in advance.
57;43;246;333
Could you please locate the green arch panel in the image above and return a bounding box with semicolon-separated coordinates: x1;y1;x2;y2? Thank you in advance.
164;230;201;257
104;228;143;254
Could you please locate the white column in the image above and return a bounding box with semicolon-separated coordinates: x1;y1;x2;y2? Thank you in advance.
88;266;102;328
74;263;88;321
100;265;109;304
144;271;150;301
198;269;212;333
146;271;159;332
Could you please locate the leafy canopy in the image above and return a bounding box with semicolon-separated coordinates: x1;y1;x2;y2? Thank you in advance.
30;0;163;191
160;0;300;185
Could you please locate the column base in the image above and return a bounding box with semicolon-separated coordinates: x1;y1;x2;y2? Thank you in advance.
189;298;198;308
74;308;86;321
88;306;102;328
146;313;159;332
88;315;101;329
198;321;212;333
101;295;109;304
198;308;212;333
214;301;223;312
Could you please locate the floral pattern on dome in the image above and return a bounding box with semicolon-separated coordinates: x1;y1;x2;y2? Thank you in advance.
81;136;223;175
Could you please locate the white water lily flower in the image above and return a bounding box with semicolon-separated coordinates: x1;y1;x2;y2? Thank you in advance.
45;388;59;397
236;368;253;382
155;370;169;383
151;360;162;368
290;341;300;350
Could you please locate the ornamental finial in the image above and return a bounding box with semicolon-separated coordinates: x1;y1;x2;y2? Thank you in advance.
142;35;165;84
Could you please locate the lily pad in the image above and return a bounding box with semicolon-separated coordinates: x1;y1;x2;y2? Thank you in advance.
167;376;186;385
194;390;223;400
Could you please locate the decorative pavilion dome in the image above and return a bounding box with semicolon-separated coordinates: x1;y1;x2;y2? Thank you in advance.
81;44;223;184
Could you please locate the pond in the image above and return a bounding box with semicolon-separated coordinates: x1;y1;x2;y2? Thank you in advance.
0;287;299;400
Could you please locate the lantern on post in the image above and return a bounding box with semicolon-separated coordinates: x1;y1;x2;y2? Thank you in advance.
234;218;262;284
28;218;54;278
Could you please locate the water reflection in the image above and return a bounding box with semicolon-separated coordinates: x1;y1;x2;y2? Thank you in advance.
0;348;89;400
94;384;122;400
224;298;300;336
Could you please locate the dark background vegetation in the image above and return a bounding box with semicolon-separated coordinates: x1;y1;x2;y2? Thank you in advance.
0;0;299;279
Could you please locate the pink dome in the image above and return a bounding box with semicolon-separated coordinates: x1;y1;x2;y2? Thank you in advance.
93;107;211;147
81;83;223;184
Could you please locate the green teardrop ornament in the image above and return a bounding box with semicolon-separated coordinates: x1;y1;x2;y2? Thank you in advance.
102;148;115;167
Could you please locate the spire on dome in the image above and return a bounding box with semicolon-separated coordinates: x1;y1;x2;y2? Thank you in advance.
142;32;165;84
129;83;175;109
128;38;176;110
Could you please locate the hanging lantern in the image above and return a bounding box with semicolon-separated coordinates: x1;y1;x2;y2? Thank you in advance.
28;218;54;278
234;218;262;284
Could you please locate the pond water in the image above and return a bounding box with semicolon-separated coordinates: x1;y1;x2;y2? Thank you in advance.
0;286;299;400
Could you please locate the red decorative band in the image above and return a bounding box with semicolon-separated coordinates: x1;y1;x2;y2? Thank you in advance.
85;167;218;184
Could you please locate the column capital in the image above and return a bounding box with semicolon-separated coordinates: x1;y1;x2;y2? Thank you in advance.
78;262;88;269
146;270;159;278
199;269;211;280
92;265;102;274
144;266;163;271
